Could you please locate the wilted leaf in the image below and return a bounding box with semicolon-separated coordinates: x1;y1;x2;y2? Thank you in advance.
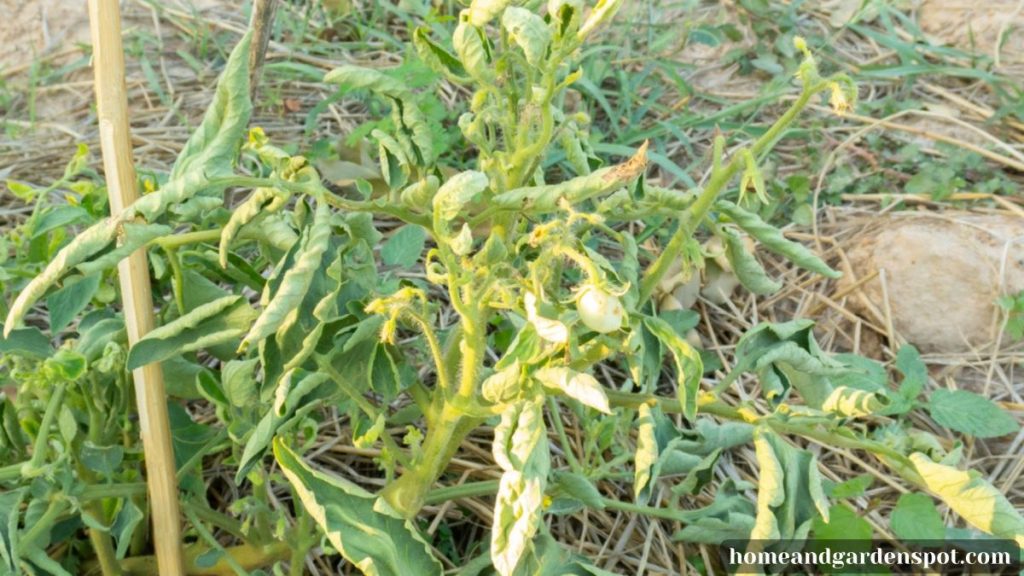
274;439;443;575
127;295;255;370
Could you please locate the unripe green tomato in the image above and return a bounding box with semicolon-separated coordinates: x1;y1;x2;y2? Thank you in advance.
576;285;624;333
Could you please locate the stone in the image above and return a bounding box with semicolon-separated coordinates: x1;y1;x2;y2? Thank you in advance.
839;213;1024;353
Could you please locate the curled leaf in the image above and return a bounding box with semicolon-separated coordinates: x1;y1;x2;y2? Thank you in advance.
240;201;332;352
534;366;611;414
491;397;550;576
716;200;840;279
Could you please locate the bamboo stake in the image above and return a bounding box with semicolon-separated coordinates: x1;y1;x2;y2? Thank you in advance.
87;1;185;574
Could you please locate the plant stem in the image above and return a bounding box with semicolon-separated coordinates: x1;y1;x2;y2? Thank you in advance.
424;480;501;505
23;385;66;476
107;542;291;576
288;507;313;576
604;388;923;485
638;86;820;304
20;498;68;550
87;502;123;576
379;402;479;517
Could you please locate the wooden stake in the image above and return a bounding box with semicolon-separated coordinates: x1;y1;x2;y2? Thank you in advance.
248;0;278;102
87;1;185;574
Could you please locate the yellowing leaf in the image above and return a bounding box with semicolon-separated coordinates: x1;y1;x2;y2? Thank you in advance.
911;453;1024;547
273;439;443;575
533;366;610;414
524;291;569;345
633;403;658;501
491;398;550;576
643;316;703;420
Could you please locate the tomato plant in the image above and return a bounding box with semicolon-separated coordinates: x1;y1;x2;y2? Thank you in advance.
1;1;1021;575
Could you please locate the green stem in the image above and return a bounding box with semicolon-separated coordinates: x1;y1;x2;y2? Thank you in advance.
547;397;583;474
638;85;821;304
288;507;313;576
23;385;67;476
605;389;921;483
87;502;123;576
182;501;248;543
153;229;221;251
20;498;68;550
110;542;291;576
379;402;480;517
0;462;25;482
184;507;251;576
79;482;148;501
423;480;501;505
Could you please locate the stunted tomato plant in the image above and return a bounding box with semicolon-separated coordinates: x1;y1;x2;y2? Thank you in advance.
1;1;1021;574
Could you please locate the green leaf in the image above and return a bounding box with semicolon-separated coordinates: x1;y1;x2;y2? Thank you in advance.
131;33;253;221
324;65;436;166
927;389;1019;438
673;448;722;496
911;453;1024;547
733;319;847;407
31;205;89;239
4;222;117;336
533;366;610;414
0;325;51;359
721;227;781;295
236;371;330;482
453;20;493;84
467;0;510;26
218;187;290;268
0;488;27;572
644;316;703;420
111;500;143;559
241;202;332;352
891;493;945;540
491;397;550;576
274;438;443;575
76;223;173;275
127;295;255;370
381;225;426;268
413;27;466;80
433;171;488;222
672;479;756;544
502;7;551;66
716;200;840;278
828;474;873;499
896;345;926;397
46;274;100;334
80;442;125;477
551;471;604;509
168;34;252;183
482;360;523;404
811;504;873;545
221;358;259;409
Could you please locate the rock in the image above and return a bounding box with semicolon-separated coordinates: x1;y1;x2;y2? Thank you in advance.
918;0;1024;65
838;214;1024;353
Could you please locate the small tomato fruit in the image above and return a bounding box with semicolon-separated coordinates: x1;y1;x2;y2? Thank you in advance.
576;285;625;333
